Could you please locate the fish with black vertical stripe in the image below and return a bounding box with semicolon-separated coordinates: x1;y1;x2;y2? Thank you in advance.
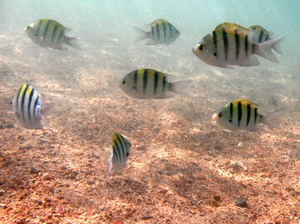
12;84;55;129
133;19;180;45
192;22;284;68
212;99;283;132
103;132;131;177
119;68;192;99
25;19;81;50
249;25;282;54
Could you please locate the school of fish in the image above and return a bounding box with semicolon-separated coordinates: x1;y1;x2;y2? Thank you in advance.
12;19;285;176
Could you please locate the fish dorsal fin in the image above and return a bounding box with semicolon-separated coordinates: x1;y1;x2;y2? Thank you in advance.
149;19;168;26
48;19;69;30
139;68;174;81
214;22;249;33
232;99;261;109
249;25;268;33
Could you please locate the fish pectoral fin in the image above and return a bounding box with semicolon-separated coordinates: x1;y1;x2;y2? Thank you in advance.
242;55;260;66
131;86;138;92
36;36;44;41
103;154;112;165
40;102;55;128
103;154;113;177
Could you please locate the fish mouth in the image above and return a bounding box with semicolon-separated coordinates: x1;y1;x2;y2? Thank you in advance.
191;46;198;55
212;113;218;121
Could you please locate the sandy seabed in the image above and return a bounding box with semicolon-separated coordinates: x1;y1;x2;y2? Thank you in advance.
0;34;300;224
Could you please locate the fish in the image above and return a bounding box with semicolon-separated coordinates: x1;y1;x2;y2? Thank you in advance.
25;19;81;50
133;19;180;45
103;132;131;177
12;84;55;129
249;25;282;54
119;68;192;99
192;22;284;68
212;99;283;132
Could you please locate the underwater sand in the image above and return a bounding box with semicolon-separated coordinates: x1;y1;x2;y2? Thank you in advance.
0;28;300;224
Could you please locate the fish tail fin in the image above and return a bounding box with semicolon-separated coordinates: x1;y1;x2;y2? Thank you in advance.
268;32;283;55
273;45;283;55
262;111;283;128
171;80;193;94
41;102;55;128
103;154;113;177
133;26;148;43
66;37;82;51
255;37;284;62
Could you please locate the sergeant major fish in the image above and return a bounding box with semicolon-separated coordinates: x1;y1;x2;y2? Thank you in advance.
103;132;131;177
133;19;180;45
119;68;192;99
249;25;282;54
212;99;283;132
192;22;284;68
12;84;55;129
25;19;81;50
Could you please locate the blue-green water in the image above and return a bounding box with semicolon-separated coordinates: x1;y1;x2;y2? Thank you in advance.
0;1;300;223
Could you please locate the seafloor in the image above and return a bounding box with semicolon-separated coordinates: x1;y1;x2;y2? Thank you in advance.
0;33;300;224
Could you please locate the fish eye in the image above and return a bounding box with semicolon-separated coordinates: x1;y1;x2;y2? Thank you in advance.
26;26;31;30
198;44;205;52
218;113;223;118
122;80;126;85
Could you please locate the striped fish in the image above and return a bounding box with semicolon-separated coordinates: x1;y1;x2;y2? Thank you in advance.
192;22;284;68
133;19;180;45
12;84;55;129
249;25;282;54
25;19;81;50
103;132;131;177
212;99;283;132
119;68;192;99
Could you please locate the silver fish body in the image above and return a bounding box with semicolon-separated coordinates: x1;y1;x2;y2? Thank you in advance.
119;68;191;99
192;22;284;68
133;19;180;45
12;84;54;129
212;99;282;132
103;133;131;177
25;19;80;50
